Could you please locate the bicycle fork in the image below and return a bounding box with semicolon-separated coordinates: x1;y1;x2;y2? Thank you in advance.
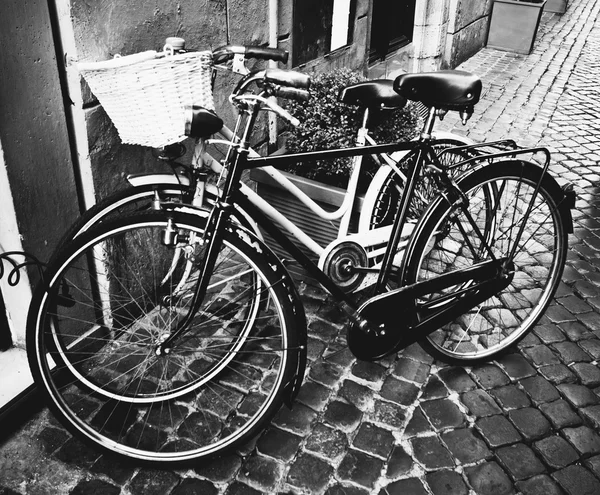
155;104;261;355
153;202;232;355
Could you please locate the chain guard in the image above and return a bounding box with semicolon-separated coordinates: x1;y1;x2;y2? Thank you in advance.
347;259;514;361
322;241;368;293
347;293;416;361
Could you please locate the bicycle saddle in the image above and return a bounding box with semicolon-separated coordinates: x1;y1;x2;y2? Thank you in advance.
185;105;224;138
338;80;407;109
393;70;482;111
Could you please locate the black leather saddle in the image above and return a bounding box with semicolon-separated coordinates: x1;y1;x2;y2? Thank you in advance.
394;71;482;111
338;79;407;109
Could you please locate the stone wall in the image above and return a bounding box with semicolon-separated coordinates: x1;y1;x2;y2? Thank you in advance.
409;0;492;72
444;0;493;69
412;0;452;72
72;0;369;201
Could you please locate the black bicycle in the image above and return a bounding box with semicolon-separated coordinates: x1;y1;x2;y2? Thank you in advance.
27;65;574;465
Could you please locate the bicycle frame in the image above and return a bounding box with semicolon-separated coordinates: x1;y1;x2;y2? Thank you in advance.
200;126;423;258
154;82;573;354
156;129;484;352
163;130;574;358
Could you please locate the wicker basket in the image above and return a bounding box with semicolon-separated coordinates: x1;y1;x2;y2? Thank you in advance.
78;50;214;148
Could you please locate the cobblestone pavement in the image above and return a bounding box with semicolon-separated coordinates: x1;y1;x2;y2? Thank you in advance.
2;0;600;493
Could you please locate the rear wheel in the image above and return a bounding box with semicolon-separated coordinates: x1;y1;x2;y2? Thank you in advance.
57;182;260;249
57;183;188;248
359;138;475;232
27;211;304;465
401;161;568;363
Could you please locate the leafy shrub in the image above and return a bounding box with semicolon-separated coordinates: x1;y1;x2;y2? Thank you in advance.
283;68;420;187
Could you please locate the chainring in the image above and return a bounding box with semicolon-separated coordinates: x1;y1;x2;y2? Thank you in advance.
322;241;368;293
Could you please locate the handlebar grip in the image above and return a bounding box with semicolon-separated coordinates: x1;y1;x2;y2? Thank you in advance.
245;46;288;63
274;87;310;102
213;45;289;65
265;69;311;90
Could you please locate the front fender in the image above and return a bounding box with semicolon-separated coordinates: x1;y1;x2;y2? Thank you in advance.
227;222;308;407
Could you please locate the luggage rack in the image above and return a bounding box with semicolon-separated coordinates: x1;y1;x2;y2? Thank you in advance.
440;139;576;209
441;139;550;169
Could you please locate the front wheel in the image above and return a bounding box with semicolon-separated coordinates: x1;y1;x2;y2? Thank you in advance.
27;211;305;465
401;161;568;363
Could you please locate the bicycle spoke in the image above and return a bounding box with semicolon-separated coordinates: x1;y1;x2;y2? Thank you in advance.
30;213;302;464
404;163;566;362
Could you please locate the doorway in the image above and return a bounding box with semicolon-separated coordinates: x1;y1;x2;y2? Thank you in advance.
0;290;10;351
0;0;80;411
369;0;416;63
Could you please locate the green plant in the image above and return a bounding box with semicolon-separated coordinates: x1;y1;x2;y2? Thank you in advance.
283;68;420;188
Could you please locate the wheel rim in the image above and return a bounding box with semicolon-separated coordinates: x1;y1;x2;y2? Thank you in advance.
411;173;565;360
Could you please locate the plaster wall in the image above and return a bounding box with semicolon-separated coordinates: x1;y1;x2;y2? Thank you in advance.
72;0;233;200
0;1;79;273
71;0;369;201
0;0;81;344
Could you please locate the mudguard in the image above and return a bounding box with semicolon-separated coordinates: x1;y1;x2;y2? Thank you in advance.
226;221;308;407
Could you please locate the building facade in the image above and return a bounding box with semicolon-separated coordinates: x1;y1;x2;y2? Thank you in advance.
0;0;492;403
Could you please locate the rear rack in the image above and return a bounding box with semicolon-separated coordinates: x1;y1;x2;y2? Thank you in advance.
439;139;551;175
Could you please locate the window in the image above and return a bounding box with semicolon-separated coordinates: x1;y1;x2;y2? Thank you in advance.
293;0;356;66
369;0;416;63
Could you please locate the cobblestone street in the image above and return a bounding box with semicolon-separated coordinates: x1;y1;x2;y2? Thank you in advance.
2;0;600;493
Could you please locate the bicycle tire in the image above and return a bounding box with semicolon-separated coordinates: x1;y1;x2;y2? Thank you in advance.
56;183;188;249
358;137;476;232
56;182;261;251
27;211;306;465
401;161;568;363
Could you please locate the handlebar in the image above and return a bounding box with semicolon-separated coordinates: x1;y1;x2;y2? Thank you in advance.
228;68;311;125
212;45;289;65
164;37;288;65
234;68;311;96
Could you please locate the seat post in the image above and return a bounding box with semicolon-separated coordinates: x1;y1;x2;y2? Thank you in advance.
356;107;371;146
420;106;437;140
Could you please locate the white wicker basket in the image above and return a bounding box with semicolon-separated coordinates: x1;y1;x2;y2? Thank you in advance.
78;50;214;148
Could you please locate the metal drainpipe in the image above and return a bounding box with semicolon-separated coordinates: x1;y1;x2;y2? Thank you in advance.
46;0;96;214
268;0;279;152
